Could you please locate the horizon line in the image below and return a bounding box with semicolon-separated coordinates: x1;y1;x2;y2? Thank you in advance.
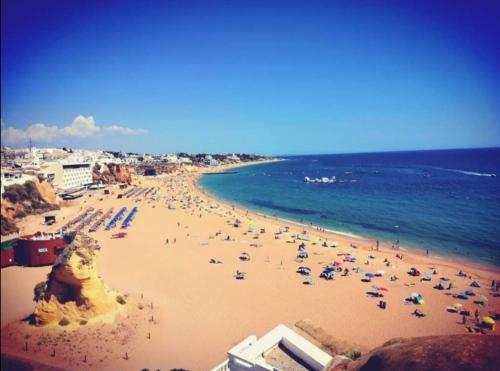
277;145;500;158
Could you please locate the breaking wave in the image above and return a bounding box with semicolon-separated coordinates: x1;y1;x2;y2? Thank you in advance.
439;168;496;177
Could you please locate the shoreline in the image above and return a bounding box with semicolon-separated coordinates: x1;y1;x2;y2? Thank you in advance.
2;163;499;369
195;160;500;277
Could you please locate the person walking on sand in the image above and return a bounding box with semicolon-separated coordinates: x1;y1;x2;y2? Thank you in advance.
165;239;169;245
376;240;379;250
426;249;429;256
492;280;496;290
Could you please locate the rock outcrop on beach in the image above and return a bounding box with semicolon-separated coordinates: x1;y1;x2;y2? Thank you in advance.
340;334;500;371
0;178;59;236
33;233;125;326
92;163;134;185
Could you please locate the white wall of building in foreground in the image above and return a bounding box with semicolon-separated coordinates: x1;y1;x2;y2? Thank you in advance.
211;324;332;371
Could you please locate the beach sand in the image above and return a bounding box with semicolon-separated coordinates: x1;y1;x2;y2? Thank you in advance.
1;161;499;370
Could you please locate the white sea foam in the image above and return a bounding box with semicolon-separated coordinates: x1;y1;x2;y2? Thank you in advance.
439;168;496;177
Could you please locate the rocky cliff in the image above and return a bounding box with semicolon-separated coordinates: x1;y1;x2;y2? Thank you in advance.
1;178;59;235
92;163;134;184
339;334;500;371
33;233;125;326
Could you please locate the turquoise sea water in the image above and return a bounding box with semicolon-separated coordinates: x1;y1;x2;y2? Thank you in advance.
199;148;500;267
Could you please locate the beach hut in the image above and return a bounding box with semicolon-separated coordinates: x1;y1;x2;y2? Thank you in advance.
15;232;67;266
1;239;17;268
44;215;56;225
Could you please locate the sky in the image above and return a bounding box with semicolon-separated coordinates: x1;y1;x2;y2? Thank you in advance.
1;0;500;155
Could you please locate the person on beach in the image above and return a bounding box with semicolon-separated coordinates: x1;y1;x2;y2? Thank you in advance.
376;240;379;249
426;249;429;256
165;239;169;245
462;314;467;325
475;309;480;324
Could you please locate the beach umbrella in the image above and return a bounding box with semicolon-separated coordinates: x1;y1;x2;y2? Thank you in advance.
482;316;495;325
304;276;314;285
479;295;488;303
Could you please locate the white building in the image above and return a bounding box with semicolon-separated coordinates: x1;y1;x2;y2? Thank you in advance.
212;324;332;371
62;163;92;189
40;161;93;190
228;153;240;162
164;154;179;164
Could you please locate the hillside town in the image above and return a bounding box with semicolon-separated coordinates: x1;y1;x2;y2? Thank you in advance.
0;144;273;237
1;145;270;195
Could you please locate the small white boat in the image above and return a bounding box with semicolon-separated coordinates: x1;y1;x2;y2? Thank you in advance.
304;176;336;184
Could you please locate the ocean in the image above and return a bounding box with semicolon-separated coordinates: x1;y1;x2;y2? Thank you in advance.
199;148;500;267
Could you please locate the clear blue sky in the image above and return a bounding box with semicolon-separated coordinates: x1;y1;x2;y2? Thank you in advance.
1;0;499;155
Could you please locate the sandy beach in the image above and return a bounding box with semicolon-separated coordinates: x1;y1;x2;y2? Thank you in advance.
1;161;499;370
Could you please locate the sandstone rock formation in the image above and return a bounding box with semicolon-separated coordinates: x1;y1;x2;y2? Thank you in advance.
92;163;134;185
341;334;500;371
33;233;125;326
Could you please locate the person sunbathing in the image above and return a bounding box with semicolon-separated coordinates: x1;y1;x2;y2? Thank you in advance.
413;309;426;317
